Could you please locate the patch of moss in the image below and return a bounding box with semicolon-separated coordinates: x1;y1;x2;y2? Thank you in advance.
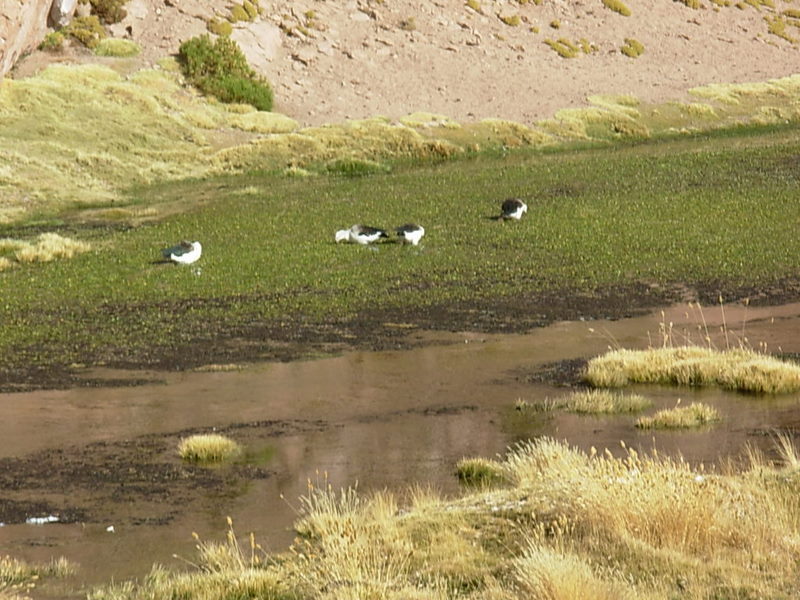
229;4;250;22
602;0;632;16
500;14;521;26
207;18;233;36
466;0;482;13
621;37;645;58
93;38;140;57
242;0;259;20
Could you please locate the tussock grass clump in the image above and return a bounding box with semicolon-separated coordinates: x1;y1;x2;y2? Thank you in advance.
456;457;506;487
602;0;632;16
178;434;242;463
636;402;721;429
0;233;91;266
90;437;800;599
585;347;800;394
551;389;652;414
544;38;579;58
1;555;75;598
620;37;645;58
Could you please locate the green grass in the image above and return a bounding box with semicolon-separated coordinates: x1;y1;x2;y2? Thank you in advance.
2;121;800;381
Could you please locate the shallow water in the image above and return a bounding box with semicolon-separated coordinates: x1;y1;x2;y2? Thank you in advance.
2;301;800;597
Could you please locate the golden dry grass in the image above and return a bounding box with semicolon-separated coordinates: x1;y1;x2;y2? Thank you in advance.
89;436;800;599
0;233;92;268
551;389;652;414
177;434;242;463
584;346;800;393
635;401;721;429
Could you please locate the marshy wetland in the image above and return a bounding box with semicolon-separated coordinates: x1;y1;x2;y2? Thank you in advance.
3;62;800;598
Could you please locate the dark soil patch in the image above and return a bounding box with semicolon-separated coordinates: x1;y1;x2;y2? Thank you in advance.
0;419;328;527
3;278;800;393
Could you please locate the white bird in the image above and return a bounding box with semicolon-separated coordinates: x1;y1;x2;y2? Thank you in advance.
396;223;425;246
500;198;528;220
335;224;389;245
162;240;202;264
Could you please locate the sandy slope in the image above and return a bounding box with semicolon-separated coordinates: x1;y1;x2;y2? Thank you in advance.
12;0;800;127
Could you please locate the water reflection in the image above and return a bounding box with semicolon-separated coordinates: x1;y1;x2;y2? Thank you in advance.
1;301;799;596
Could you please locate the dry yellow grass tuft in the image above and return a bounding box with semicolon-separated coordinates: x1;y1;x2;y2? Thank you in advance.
0;233;91;267
553;389;652;414
89;436;800;599
584;346;800;394
177;434;242;463
636;401;721;429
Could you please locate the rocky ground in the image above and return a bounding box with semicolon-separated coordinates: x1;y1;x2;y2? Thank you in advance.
11;0;800;127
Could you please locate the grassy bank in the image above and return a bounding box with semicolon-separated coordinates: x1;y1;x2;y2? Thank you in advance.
2;120;800;387
88;437;800;599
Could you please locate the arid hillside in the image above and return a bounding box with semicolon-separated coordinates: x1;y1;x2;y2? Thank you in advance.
9;0;800;127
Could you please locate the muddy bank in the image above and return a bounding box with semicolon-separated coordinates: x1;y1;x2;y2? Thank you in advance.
6;277;800;393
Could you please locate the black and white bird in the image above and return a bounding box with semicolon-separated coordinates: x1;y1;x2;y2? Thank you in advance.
500;198;528;220
162;240;202;264
395;223;425;246
335;224;389;245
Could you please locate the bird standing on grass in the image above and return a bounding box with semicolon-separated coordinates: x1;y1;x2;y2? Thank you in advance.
162;240;202;264
499;198;528;220
395;223;425;246
335;224;389;245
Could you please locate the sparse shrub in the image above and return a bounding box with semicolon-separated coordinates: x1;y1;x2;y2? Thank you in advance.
602;0;632;16
399;16;416;31
545;38;579;58
39;32;65;51
636;402;721;429
62;15;106;49
550;19;561;28
466;0;482;13
178;34;273;111
94;38;140;57
456;457;505;487
178;434;242;462
207;18;233;36
677;0;703;7
621;37;645;58
88;0;128;24
765;16;797;43
500;14;521;26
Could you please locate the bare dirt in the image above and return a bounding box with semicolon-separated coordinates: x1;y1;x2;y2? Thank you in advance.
12;0;800;128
